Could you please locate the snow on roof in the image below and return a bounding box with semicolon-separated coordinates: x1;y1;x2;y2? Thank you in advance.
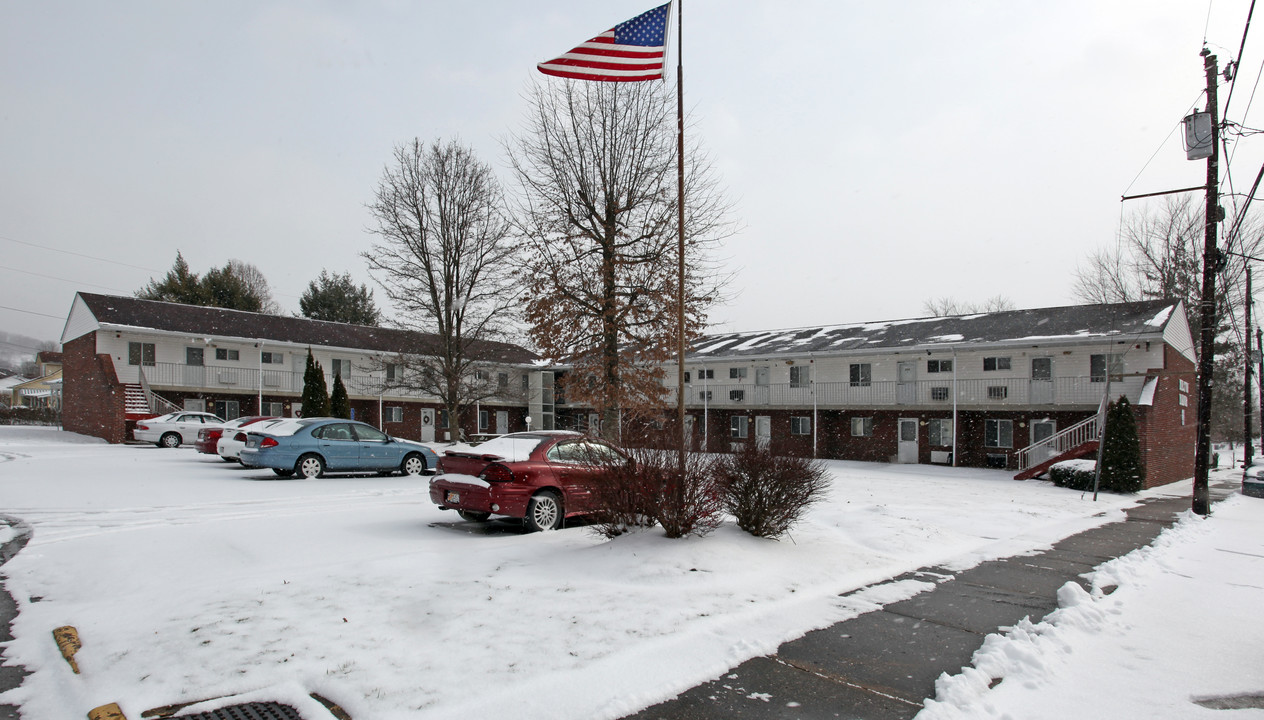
688;300;1180;360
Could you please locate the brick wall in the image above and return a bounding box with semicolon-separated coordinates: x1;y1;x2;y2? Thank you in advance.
1133;346;1197;488
62;333;127;443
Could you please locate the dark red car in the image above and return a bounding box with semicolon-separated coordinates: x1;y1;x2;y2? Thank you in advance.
195;416;277;458
429;431;625;531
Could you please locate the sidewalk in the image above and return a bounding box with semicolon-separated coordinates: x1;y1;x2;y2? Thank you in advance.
624;480;1241;720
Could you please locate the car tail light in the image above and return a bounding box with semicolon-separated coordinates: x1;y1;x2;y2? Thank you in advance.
479;463;514;483
260;437;279;449
234;432;248;442
136;423;149;431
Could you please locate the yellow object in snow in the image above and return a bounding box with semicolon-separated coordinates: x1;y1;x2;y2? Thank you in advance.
87;703;127;719
52;625;82;674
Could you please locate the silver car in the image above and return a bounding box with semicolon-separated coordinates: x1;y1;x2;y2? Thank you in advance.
134;411;225;448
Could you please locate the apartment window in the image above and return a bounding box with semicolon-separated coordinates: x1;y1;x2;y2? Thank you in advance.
385;363;399;381
262;401;285;417
983;356;1011;371
476;369;490;381
927;359;953;373
385;407;403;423
522;374;530;393
697;369;714;380
849;363;872;387
985;419;1013;448
730;367;748;380
791;416;811;435
185;347;204;367
698;390;713;401
1091;353;1124;382
729;389;746;402
684;371;691;384
851;417;874;437
927;418;953;446
331;358;350;378
986;454;1009;469
479;410;490;431
498;372;509;388
261;351;283;364
987;386;1009;400
789;366;810;388
215;348;239;361
731;416;749;439
128;342;155;367
930;386;950;401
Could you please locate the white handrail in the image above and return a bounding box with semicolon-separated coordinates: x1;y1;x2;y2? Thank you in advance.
1015;413;1101;472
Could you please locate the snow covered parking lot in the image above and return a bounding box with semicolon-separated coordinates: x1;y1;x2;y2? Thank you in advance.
0;426;1258;719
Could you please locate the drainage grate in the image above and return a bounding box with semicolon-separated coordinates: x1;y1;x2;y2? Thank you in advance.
177;703;303;720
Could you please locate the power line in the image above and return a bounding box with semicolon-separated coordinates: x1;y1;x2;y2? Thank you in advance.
0;264;129;294
0;304;65;320
0;234;164;274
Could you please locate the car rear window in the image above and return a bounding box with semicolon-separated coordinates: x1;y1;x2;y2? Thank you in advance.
463;435;548;462
258;419;304;437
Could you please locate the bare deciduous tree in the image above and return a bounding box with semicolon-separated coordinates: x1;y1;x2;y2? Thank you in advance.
922;295;1016;317
506;80;733;439
364;138;520;441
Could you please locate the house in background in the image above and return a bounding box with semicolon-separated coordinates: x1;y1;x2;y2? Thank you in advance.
623;299;1195;488
59;293;540;444
9;350;63;410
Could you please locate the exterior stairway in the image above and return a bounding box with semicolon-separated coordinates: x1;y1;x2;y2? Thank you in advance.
123;383;178;419
1013;412;1102;481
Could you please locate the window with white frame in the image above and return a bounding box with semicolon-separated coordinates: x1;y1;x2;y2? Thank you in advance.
697;368;714;380
984;419;1013;448
331;358;350;378
851;416;874;437
498;372;509;388
849;363;871;387
983;356;1011;371
479;410;489;431
215;348;239;361
262;401;285;417
931;386;950;401
731;416;749;438
789;366;810;388
261;351;283;364
1090;353;1124;382
128;342;155;367
185;347;204;366
987;385;1009;400
791;416;811;435
385;363;399;381
698;390;713;401
729;389;745;402
927;359;953;373
729;367;748;380
385;407;403;423
927;418;953;446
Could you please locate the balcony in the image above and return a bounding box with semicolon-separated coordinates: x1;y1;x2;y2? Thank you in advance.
138;362;422;400
673;375;1147;409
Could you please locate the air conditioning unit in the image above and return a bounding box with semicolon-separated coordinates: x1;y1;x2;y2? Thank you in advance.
217;372;236;385
931;451;952;465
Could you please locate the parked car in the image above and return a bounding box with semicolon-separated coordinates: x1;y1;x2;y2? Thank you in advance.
239;418;440;479
134;411;226;448
195;416;277;459
428;431;625;531
217;418;288;463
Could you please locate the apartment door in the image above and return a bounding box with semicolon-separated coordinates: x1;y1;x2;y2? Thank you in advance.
897;361;918;404
496;411;509;435
419;408;435;443
1031;357;1054;404
754;366;771;404
1030;419;1058;465
898;418;919;463
755;415;771;448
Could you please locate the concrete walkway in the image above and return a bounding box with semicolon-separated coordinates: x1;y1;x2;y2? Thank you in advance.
625;480;1240;720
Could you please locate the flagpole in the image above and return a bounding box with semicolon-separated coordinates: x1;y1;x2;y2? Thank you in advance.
675;0;688;475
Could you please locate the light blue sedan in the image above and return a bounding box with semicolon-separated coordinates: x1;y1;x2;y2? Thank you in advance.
239;417;439;479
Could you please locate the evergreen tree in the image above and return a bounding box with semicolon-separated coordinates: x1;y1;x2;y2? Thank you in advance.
329;373;350;419
299;270;382;326
137;252;207;305
138;254;278;313
1100;396;1144;493
300;349;330;418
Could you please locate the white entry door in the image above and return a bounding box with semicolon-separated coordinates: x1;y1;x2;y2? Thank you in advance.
898;361;918;404
1030;419;1058;465
496;411;509;435
898;418;919;463
755;415;771;448
1031;357;1054;404
419;408;435;443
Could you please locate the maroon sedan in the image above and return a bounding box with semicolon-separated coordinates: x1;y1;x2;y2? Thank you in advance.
195;416;277;458
429;431;624;531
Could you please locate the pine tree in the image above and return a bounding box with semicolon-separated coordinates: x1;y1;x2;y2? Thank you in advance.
300;349;330;418
1100;396;1144;493
299;270;381;326
329;373;350;419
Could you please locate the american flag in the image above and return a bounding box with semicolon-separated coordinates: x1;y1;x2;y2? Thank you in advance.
537;3;671;82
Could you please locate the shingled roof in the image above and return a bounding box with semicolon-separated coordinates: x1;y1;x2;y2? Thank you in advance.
72;293;539;365
690;299;1183;359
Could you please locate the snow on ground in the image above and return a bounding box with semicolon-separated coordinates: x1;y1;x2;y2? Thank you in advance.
0;426;1252;719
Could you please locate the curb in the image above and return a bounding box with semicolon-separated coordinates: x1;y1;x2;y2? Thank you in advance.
0;514;32;567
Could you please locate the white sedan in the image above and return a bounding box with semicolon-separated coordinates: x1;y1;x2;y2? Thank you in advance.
217;418;289;462
134;411;225;448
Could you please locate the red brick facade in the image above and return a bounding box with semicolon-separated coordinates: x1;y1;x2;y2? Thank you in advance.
62;333;128;444
1132;346;1198;488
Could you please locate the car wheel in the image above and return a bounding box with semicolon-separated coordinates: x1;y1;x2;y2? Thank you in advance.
457;509;490;522
221;456;236;463
524;491;562;532
401;453;427;476
159;432;181;449
273;468;294;478
295;454;325;479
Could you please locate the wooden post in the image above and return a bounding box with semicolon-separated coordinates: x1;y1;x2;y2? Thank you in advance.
1192;49;1221;516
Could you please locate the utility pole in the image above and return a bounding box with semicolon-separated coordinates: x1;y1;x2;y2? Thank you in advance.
1192;49;1221;516
1258;328;1263;460
1246;266;1255;470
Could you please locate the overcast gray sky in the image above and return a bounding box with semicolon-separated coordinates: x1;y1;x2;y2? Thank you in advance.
2;1;1260;348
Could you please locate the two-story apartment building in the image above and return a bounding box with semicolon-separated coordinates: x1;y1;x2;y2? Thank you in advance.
59;293;541;444
59;293;1197;488
590;299;1194;488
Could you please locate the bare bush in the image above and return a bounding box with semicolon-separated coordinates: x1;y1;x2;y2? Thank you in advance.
588;443;724;540
715;443;831;539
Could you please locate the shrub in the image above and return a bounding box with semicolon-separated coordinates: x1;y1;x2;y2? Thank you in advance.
1100;396;1144;493
714;443;831;539
588;443;724;540
329;374;350;419
1049;459;1096;491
